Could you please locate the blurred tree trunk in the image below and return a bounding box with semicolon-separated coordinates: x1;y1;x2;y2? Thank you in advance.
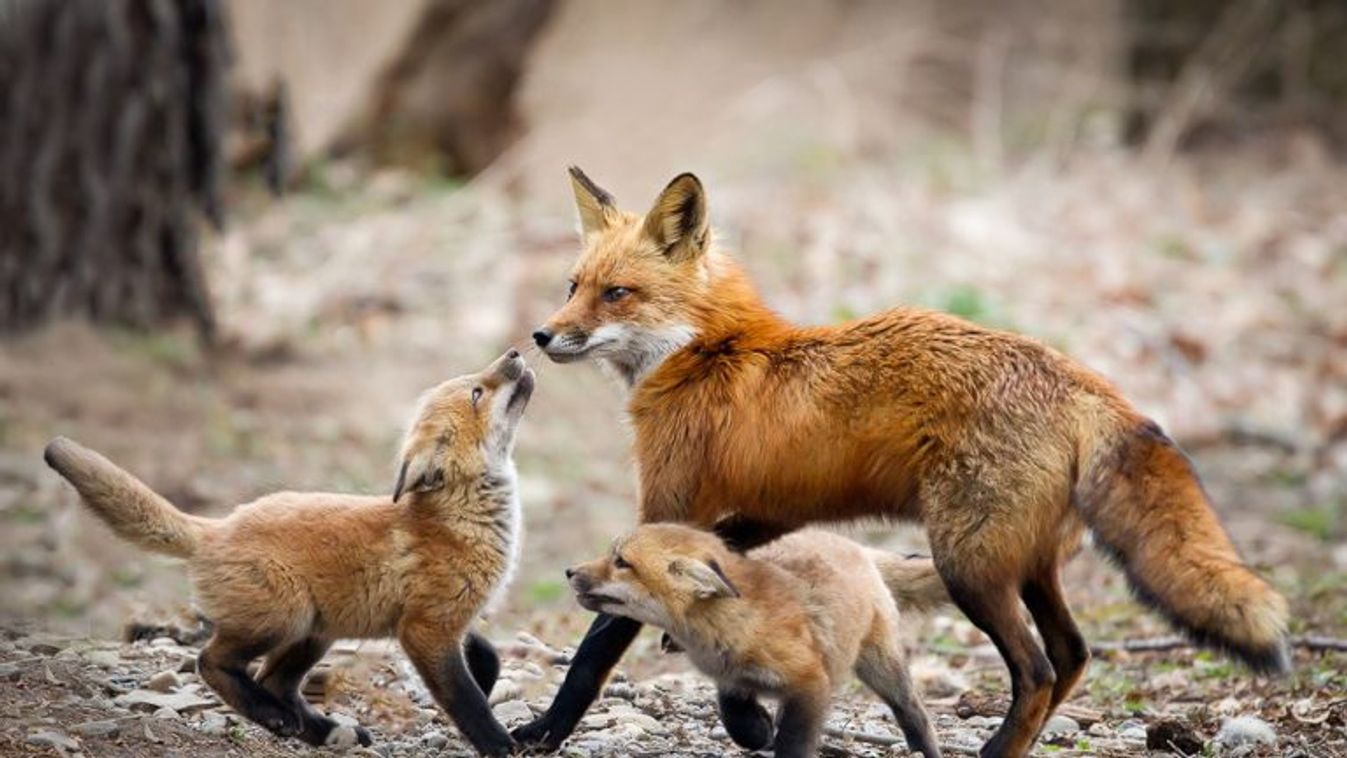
0;0;227;339
336;0;558;176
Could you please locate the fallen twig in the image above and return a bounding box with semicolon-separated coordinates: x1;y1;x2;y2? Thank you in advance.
822;725;980;755
1090;635;1347;656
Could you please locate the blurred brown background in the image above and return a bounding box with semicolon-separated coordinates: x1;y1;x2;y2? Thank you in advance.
1;0;1345;710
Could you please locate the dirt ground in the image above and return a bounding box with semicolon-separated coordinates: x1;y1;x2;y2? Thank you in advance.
2;131;1346;755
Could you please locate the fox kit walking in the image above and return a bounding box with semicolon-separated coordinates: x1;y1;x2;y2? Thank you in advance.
568;525;947;758
44;350;534;756
517;168;1290;756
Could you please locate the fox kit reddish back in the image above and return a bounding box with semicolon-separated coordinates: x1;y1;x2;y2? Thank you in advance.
46;350;535;756
515;168;1289;757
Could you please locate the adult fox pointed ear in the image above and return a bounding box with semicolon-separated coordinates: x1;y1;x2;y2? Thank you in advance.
392;449;445;503
569;166;618;237
643;172;708;263
669;557;739;599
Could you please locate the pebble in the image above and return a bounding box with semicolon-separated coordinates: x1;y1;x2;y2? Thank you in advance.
492;699;533;724
420;731;448;750
146;669;180;692
153;706;179;719
1215;715;1277;748
71;719;123;737
197;711;228;736
27;729;80;751
1117;718;1148;741
82;649;122;668
1042;714;1080;736
603;682;638;700
487;678;522;705
115;688;216;714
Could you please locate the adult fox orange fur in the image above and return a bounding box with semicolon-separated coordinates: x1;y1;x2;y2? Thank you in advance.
568;525;947;758
44;350;535;757
519;168;1290;757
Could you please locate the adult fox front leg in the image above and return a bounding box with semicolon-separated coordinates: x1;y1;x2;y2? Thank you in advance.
517;168;1289;756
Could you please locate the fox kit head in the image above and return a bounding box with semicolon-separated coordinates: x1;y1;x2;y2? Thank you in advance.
532;167;714;385
566;524;740;628
393;349;535;503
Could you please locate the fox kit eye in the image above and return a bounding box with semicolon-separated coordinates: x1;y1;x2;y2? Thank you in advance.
602;286;630;303
567;281;577;300
613;555;632;570
471;387;483;406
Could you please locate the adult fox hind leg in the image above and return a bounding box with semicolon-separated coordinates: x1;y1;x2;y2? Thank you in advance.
1021;566;1090;712
198;631;303;739
256;637;373;747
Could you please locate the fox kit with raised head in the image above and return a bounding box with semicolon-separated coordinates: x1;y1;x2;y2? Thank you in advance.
44;350;535;756
568;525;947;758
517;169;1290;757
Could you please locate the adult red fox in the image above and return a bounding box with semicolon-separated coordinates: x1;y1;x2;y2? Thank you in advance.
517;168;1289;757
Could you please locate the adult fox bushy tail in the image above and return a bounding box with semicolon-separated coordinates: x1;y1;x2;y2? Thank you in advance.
1077;421;1288;672
45;436;208;559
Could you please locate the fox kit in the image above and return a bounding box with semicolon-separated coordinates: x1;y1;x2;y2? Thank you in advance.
568;525;947;758
44;350;534;756
517;169;1290;757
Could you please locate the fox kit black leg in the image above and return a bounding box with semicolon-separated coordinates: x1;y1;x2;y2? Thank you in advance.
464;632;501;697
771;681;829;758
198;632;302;739
1021;568;1089;713
942;573;1055;758
511;613;642;750
856;638;941;758
401;623;514;757
256;637;372;747
716;688;773;750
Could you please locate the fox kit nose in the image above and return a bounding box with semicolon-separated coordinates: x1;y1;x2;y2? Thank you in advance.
532;329;553;348
564;567;576;579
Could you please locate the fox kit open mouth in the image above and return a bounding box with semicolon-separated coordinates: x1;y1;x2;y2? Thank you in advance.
44;349;534;757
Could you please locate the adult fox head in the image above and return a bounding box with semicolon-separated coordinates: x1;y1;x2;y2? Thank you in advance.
566;524;740;628
393;349;535;503
532;167;716;386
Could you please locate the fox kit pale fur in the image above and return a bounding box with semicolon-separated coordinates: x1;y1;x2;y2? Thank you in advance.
44;350;535;756
568;524;948;758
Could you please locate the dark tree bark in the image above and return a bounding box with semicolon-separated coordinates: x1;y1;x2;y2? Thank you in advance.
0;0;228;339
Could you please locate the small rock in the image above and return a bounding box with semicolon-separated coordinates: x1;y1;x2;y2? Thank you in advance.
492;699;533;724
1042;714;1080;737
22;638;64;656
115;689;215;714
27;729;80;751
153;706;179;719
177;655;198;674
146;670;180;693
964;715;1002;730
71;719;123;738
1215;715;1276;748
197;711;228;736
420;731;448;750
1117;719;1147;741
150;637;178;648
1087;721;1112;737
82;650;122;668
488;678;522;705
603;682;638;701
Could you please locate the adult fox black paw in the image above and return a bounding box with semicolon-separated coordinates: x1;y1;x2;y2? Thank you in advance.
511;719;564;752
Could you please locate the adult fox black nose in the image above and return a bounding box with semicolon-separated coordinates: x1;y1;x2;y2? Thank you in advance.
533;329;554;348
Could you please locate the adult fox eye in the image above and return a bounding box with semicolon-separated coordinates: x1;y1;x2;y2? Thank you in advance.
613;555;632;569
603;286;630;303
471;387;483;406
567;281;577;300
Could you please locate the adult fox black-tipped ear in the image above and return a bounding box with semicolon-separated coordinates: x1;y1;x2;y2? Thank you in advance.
392;451;445;503
643;172;708;263
569;166;618;237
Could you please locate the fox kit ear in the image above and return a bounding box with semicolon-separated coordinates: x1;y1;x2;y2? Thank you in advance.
569;165;617;237
670;558;739;599
392;451;445;503
643;172;708;263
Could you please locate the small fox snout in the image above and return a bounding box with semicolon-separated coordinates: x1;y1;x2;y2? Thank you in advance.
532;329;553;348
564;567;576;579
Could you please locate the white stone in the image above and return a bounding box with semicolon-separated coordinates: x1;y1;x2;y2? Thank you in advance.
1215;716;1276;748
492;699;533;724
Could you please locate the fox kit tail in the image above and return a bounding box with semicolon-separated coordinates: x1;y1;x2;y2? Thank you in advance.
868;550;950;614
1077;420;1290;673
44;437;208;559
